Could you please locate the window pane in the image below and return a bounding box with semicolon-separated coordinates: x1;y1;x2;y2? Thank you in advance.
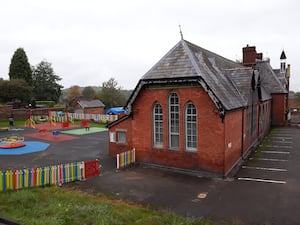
185;103;197;151
153;103;163;148
169;93;180;149
117;131;126;143
171;134;179;148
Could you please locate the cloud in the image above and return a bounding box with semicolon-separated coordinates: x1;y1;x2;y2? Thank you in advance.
0;0;299;91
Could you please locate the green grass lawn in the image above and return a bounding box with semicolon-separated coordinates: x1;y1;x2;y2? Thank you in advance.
72;120;107;128
0;120;27;127
0;187;211;225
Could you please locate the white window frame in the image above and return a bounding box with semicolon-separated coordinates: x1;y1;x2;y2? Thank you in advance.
153;103;163;148
168;92;180;150
109;132;116;143
185;102;197;152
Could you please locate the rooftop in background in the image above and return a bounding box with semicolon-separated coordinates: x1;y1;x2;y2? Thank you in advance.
77;100;105;108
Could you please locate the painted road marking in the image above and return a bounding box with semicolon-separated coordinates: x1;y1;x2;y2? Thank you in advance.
265;145;292;148
249;158;288;162
269;136;292;139
271;141;292;144
242;166;287;172
238;177;286;184
261;151;290;154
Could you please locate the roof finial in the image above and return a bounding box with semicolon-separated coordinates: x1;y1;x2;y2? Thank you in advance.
179;24;183;40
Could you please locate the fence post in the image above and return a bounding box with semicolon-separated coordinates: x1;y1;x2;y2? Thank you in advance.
0;171;3;191
133;148;136;163
13;170;18;190
117;154;120;169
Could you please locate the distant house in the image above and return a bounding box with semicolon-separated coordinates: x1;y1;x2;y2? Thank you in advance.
289;99;300;112
289;92;300;112
108;39;290;176
288;93;300;124
74;99;105;114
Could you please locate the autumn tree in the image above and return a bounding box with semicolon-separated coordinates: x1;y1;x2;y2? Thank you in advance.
67;85;82;106
82;86;96;100
98;78;127;109
295;92;300;101
32;60;63;102
9;48;32;85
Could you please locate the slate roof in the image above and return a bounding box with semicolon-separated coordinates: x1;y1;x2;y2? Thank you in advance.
77;100;105;108
273;68;288;88
125;39;287;115
256;61;287;94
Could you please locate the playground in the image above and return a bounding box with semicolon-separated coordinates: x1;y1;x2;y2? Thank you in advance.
0;108;111;157
0;122;111;187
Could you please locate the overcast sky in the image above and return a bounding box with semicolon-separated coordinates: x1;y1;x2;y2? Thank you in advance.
0;0;299;91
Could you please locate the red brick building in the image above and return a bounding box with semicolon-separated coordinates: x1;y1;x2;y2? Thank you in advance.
108;39;289;176
74;100;105;114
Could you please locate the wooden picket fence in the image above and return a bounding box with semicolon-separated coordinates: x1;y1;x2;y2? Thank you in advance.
49;111;118;123
116;148;136;169
0;159;100;192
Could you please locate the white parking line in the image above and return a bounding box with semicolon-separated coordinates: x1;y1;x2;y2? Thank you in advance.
269;136;292;139
265;145;292;148
238;177;286;184
249;158;288;162
272;134;292;136
242;166;287;172
261;151;290;154
271;140;292;144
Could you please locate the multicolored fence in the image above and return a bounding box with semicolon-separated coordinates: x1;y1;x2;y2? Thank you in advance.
117;148;136;169
49;111;118;123
0;159;100;192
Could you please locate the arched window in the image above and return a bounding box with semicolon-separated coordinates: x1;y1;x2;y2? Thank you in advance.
169;92;180;150
153;103;163;148
185;102;197;152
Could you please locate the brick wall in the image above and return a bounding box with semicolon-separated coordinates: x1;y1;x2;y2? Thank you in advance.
272;93;287;126
224;110;243;173
0;106;30;121
108;88;280;174
84;107;105;114
109;86;229;173
108;117;133;156
12;109;30;120
0;106;13;121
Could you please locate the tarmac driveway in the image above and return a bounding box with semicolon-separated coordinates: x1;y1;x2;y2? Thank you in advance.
0;126;112;170
1;126;300;225
70;126;300;225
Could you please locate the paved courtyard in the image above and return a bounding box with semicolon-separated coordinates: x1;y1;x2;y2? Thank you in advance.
1;126;300;225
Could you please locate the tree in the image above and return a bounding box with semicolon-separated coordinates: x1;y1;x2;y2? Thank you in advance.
32;60;63;102
0;79;32;103
82;86;96;100
98;78;127;109
295;92;300;101
67;85;82;106
9;48;32;85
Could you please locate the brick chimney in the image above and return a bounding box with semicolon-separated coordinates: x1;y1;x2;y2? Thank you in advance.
242;45;263;67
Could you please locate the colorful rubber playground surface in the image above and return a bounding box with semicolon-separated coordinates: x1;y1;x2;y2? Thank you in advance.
0;122;108;157
61;127;107;135
0;142;49;155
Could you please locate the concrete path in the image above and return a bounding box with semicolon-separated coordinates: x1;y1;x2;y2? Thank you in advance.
73;127;300;225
